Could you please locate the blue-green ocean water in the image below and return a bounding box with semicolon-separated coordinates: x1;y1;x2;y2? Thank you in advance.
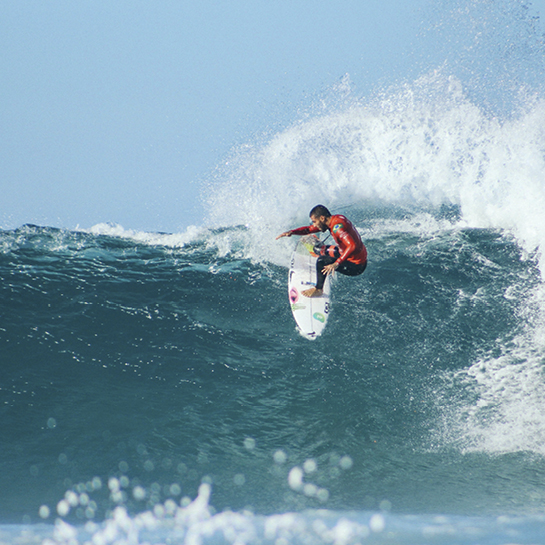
2;211;545;543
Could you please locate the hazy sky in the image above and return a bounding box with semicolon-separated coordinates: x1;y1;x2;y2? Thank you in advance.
2;0;545;232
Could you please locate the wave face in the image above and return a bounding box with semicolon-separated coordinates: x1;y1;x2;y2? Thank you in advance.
1;216;545;534
4;0;545;542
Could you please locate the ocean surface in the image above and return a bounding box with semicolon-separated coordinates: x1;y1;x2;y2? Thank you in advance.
4;0;545;543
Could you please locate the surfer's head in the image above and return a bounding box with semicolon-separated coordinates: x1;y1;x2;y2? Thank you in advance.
309;205;331;218
309;204;331;232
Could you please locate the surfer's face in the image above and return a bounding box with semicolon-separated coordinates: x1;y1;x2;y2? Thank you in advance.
310;215;329;232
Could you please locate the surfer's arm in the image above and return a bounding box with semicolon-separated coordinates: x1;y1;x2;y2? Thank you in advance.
276;225;319;239
289;225;320;236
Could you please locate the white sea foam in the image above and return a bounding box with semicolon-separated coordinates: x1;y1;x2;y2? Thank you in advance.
82;222;206;248
22;481;539;545
436;281;545;455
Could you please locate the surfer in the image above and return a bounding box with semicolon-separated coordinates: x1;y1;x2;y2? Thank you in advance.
276;205;367;297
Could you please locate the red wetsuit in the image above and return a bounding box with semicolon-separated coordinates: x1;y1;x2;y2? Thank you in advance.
290;214;367;266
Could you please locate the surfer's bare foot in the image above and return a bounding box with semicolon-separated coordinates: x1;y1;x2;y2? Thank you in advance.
302;287;323;298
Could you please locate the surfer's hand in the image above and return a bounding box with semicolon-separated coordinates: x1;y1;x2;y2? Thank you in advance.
276;231;292;240
322;262;339;276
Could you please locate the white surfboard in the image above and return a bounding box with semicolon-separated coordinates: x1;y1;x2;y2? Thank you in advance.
288;235;331;340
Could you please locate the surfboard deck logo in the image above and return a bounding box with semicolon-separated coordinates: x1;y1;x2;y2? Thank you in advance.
287;235;331;340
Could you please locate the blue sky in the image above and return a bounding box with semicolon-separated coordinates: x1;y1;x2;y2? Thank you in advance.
2;0;545;232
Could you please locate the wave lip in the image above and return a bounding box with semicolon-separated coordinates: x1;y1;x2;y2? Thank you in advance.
82;223;206;248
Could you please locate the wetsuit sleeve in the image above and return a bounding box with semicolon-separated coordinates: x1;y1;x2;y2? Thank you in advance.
333;225;358;264
289;225;320;236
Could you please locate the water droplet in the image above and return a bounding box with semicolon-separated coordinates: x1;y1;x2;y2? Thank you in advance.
243;437;256;451
288;466;304;490
339;455;353;470
273;450;287;464
57;499;70;517
370;514;385;532
133;486;146;501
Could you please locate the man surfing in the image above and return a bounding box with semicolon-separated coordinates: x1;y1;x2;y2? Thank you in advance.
276;205;367;297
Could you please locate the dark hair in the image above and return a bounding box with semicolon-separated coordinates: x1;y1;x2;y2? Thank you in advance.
309;204;331;218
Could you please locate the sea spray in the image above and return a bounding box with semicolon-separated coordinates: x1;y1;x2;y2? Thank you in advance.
207;70;545;267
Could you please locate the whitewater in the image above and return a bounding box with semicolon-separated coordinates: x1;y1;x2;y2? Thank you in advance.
4;0;545;543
